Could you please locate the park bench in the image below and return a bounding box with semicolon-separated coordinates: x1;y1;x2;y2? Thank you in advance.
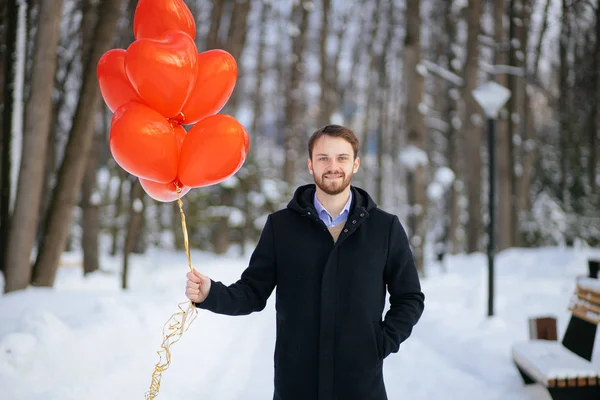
511;276;600;400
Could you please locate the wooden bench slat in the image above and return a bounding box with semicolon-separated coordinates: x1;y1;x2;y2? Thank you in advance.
568;305;600;325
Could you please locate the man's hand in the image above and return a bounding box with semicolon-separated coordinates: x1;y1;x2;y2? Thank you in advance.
185;268;212;303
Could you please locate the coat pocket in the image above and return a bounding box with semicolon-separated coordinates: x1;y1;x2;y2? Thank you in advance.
371;321;384;364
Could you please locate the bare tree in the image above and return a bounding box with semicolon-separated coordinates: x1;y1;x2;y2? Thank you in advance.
494;0;513;251
80;0;101;275
404;0;427;274
0;0;18;277
122;178;144;289
31;0;123;287
443;0;461;254
4;0;64;292
283;2;311;186
559;0;571;206
590;0;599;194
514;0;534;245
464;0;484;253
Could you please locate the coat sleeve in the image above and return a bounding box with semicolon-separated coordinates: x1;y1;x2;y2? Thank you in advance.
195;215;277;316
381;215;425;358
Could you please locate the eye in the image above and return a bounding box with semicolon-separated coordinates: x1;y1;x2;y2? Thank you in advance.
339;157;348;161
319;157;328;162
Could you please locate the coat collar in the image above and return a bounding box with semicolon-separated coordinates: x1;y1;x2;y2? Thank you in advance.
287;184;377;219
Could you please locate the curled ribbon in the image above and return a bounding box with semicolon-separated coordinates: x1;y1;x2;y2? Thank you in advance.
145;186;198;399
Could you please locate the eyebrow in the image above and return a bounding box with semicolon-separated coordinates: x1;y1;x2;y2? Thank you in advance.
315;153;352;157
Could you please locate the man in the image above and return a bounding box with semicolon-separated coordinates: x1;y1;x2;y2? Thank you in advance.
185;124;425;400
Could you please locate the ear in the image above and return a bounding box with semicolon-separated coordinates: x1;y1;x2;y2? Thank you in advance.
307;158;313;175
353;156;360;174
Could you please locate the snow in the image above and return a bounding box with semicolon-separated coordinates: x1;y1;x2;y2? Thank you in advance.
512;341;600;385
434;167;455;188
2;244;600;400
398;145;428;171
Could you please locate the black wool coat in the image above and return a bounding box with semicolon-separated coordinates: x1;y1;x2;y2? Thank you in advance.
196;184;425;400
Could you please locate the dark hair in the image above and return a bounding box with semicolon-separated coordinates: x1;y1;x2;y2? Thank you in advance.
308;124;360;159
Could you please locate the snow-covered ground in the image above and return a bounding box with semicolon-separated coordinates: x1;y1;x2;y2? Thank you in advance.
1;244;599;400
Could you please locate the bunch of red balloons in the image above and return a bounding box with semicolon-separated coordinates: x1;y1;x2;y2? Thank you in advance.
97;0;249;202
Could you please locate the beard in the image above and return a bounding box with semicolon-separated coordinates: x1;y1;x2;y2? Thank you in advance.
313;170;353;195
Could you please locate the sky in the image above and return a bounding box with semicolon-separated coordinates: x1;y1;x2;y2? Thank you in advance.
1;242;599;400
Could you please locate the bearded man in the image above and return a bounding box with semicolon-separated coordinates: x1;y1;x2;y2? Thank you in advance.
185;124;425;400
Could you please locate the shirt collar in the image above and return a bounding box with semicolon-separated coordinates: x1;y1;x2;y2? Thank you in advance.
313;190;353;219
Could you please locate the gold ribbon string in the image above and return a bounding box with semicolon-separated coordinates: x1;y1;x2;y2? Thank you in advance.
145;186;198;400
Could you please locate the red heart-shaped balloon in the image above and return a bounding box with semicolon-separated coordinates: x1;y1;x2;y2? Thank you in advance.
134;0;196;40
180;49;238;124
125;31;198;119
139;178;190;203
110;101;179;183
97;49;143;112
178;114;250;188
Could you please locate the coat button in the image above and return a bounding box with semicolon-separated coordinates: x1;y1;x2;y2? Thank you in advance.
307;212;311;215
360;213;365;217
343;229;348;233
352;220;356;224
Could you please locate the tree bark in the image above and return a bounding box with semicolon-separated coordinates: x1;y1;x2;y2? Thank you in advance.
404;0;427;274
559;0;570;206
376;1;393;207
464;0;483;253
495;0;513;251
4;0;64;292
515;0;534;245
589;0;600;194
443;0;461;254
0;0;18;277
80;0;101;275
283;2;310;186
205;1;225;50
122;179;144;290
31;0;123;287
317;0;332;128
82;132;102;275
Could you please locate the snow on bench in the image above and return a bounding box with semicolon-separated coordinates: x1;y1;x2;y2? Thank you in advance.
570;278;600;325
512;340;600;388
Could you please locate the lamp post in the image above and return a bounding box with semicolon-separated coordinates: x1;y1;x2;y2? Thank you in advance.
472;81;511;317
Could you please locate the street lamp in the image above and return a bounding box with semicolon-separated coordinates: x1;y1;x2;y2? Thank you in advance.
472;81;511;317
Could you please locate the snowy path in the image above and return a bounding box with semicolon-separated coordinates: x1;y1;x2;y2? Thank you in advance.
2;246;599;399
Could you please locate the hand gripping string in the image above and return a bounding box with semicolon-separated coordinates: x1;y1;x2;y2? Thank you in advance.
145;185;198;400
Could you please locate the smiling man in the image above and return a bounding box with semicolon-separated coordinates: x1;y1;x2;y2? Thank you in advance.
185;124;425;400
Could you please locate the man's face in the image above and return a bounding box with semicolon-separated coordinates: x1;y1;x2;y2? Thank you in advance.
307;136;360;196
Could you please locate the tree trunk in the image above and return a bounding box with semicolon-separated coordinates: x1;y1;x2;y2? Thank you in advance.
559;0;570;206
590;0;600;194
31;0;122;287
495;0;512;251
464;0;483;253
443;0;461;254
110;169;125;256
205;1;225;50
404;0;427;274
515;0;534;245
317;0;332;128
0;0;18;276
122;179;144;290
4;0;64;293
283;2;310;186
81;132;102;275
80;0;101;275
376;2;393;207
221;0;250;113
